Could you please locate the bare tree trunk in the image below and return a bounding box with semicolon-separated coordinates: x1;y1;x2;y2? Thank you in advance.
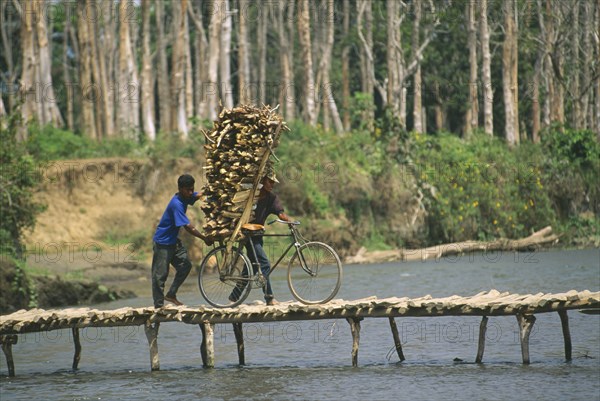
171;0;189;137
342;0;351;130
156;0;171;132
117;0;140;136
35;0;64;127
319;0;343;133
189;0;209;118
532;59;541;143
596;0;600;137
571;2;581;129
20;0;39;128
297;0;316;124
184;13;194;120
465;0;478;136
88;15;104;138
207;0;222;120
141;0;156;140
387;0;402;119
100;0;115;137
258;3;268;104
581;1;592;129
62;9;74;131
278;0;295;119
502;0;518;146
412;0;423;133
239;0;251;104
480;0;493;136
1;1;15;113
220;0;233;108
433;81;444;131
77;0;97;140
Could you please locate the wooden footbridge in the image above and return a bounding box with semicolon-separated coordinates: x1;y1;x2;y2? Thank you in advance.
1;289;598;376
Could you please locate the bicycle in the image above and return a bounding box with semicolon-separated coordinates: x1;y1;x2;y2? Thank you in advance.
198;219;343;308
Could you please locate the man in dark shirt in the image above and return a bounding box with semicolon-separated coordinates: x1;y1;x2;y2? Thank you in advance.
152;174;210;308
233;171;292;305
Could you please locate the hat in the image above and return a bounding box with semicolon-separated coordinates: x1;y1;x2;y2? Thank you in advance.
264;170;280;183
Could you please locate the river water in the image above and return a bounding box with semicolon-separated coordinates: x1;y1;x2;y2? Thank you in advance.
1;248;599;400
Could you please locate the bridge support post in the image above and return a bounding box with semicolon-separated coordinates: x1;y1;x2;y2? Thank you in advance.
346;317;363;367
1;335;18;377
233;323;245;365
558;310;572;361
72;328;82;370
475;316;488;363
200;322;215;368
388;318;405;362
516;314;536;364
144;321;160;371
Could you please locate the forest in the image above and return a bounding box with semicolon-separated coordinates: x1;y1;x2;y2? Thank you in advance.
1;0;598;140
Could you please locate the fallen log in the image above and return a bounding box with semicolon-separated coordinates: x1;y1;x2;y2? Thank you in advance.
345;226;560;264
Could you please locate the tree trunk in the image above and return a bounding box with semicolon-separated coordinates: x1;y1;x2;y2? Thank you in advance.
571;3;580;129
580;1;592;130
220;0;233;108
1;1;15;113
20;0;39;128
76;0;97;140
320;0;343;133
278;0;295;120
184;13;194;120
189;0;209;118
297;0;316;125
88;13;104;138
480;0;493;136
171;0;189;137
141;0;156;140
100;0;115;137
341;0;351;130
62;8;74;130
412;0;423;133
117;0;140;136
239;0;251;104
386;0;402;120
257;2;268;104
502;0;518;146
156;0;171;132
207;0;222;121
465;0;478;136
35;0;64;127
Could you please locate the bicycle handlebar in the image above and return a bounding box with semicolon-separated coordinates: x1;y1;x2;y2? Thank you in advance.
268;219;301;226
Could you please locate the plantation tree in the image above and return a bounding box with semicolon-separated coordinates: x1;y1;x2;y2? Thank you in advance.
465;0;479;137
502;0;519;146
220;0;233;109
140;0;156;140
480;0;493;136
412;0;423;133
117;0;140;135
156;0;171;132
188;0;209;117
297;0;316;124
207;0;222;121
238;0;251;104
77;0;97;140
277;0;296;121
341;0;351;129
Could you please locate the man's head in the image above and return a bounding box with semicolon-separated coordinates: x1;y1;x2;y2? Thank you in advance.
261;171;279;192
178;174;195;199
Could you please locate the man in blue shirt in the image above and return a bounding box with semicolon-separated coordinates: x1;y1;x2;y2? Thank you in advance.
152;174;210;308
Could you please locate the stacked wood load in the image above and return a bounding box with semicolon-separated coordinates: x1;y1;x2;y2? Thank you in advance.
201;105;288;241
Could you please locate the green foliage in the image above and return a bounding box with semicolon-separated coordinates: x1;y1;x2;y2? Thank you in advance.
0;114;46;257
410;130;557;243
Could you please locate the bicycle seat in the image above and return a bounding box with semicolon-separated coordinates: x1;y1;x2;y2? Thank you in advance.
241;223;265;231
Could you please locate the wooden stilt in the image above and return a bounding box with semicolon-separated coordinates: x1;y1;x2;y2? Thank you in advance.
388;318;405;362
233;322;245;365
516;314;536;364
346;317;363;367
1;335;18;377
144;321;160;371
475;316;488;363
200;322;215;368
72;328;82;370
558;310;572;361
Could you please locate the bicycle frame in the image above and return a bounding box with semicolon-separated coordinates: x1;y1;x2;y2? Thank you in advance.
222;223;311;285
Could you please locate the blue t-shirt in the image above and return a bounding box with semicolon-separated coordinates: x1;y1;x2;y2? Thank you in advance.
153;192;198;245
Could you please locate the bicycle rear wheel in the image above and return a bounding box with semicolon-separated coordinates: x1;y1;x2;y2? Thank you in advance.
198;245;252;308
287;242;342;304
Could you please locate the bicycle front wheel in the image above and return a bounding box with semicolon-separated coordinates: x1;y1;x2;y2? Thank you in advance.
288;242;342;305
198;245;252;308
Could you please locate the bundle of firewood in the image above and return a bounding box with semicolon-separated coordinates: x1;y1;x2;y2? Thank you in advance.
201;105;288;241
